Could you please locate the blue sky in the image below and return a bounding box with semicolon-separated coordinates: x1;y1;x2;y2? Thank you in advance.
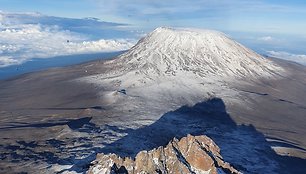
1;0;306;34
0;0;306;66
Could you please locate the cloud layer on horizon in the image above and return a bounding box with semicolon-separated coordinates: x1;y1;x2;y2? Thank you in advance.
267;51;306;65
0;11;306;68
0;12;136;67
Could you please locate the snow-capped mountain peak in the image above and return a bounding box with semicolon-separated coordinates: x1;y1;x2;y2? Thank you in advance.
106;27;283;80
81;27;285;107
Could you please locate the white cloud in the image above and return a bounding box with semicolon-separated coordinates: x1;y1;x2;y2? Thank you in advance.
258;36;273;42
267;51;306;65
0;12;135;67
0;56;22;67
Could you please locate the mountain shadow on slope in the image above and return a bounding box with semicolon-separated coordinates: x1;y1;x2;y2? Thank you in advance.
99;98;306;174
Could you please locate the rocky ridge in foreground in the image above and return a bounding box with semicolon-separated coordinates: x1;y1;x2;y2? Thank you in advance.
87;134;240;174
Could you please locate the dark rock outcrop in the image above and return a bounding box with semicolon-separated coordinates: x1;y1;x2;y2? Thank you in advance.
87;134;240;174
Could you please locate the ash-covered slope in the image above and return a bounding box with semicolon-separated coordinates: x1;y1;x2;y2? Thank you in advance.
1;27;305;174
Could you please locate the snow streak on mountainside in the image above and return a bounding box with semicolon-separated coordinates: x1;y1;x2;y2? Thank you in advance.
81;27;285;108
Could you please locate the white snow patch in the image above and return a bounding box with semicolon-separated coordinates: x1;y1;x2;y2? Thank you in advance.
153;157;159;165
191;166;211;174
